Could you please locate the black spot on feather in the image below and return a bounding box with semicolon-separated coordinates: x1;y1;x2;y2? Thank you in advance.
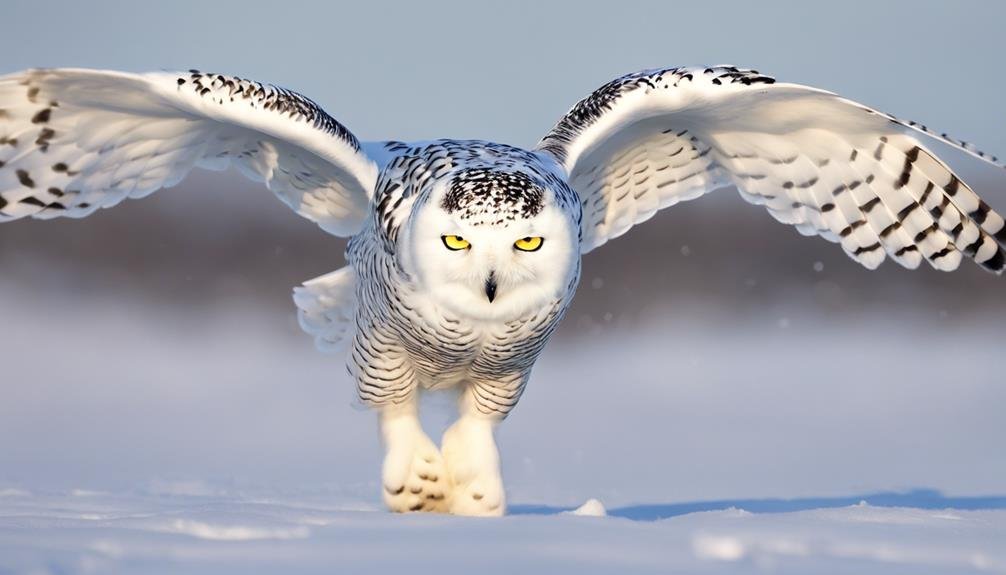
31;108;51;124
16;169;34;188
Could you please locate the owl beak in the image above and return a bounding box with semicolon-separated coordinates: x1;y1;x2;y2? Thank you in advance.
484;272;497;303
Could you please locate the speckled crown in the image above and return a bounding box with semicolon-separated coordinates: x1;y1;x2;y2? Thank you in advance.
441;168;545;226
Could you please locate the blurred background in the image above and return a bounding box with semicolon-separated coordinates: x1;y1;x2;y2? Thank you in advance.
0;0;1003;507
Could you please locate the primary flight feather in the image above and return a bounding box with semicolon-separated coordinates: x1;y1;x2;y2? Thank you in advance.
2;65;1003;516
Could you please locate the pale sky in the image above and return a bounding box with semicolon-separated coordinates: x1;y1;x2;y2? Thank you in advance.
2;0;1004;159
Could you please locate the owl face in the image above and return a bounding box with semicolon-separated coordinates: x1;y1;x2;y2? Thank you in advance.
402;170;579;321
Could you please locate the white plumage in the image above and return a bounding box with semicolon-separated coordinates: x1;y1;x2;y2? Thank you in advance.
0;69;375;233
2;65;1004;516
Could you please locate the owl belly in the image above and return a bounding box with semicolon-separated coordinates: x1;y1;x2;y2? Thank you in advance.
391;294;564;391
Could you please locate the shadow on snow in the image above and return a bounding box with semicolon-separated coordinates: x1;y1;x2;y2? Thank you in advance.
509;488;1006;521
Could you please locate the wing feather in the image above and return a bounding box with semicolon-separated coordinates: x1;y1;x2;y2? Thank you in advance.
536;66;1006;274
0;68;378;236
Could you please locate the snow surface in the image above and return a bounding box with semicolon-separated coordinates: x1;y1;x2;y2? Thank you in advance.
567;498;607;517
1;490;1004;574
1;282;1004;573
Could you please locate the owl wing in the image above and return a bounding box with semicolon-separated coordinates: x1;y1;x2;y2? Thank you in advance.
0;68;379;236
536;66;1006;273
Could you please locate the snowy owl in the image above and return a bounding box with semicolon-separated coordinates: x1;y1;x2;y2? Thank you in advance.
2;66;1004;516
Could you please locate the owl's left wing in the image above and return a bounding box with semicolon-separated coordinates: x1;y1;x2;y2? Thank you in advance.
0;68;378;236
536;66;1006;273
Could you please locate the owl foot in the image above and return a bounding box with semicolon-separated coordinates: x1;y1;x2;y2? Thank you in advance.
380;413;450;513
441;415;505;517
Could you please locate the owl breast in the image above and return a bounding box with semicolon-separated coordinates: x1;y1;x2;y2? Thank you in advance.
392;284;570;390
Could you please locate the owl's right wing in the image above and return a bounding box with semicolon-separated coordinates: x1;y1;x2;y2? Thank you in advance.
0;68;379;236
537;66;1006;273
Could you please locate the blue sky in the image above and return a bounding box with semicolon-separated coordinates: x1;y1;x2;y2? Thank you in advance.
3;0;1003;157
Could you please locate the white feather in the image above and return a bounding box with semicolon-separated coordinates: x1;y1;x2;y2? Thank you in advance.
0;68;378;236
537;66;1006;274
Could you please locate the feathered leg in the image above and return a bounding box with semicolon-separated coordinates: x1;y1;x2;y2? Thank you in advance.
441;387;506;517
379;404;450;513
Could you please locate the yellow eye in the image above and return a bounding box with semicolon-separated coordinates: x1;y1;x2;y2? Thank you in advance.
514;236;544;252
441;235;470;251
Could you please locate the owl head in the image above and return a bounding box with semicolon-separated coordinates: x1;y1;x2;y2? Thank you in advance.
402;167;580;321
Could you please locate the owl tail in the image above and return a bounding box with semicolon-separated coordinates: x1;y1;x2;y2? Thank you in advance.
293;266;357;353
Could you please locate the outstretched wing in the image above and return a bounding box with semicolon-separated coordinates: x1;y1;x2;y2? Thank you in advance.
0;68;378;236
536;66;1006;273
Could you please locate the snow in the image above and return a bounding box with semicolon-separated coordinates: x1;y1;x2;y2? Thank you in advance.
1;283;1004;573
1;490;1003;574
567;498;607;517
